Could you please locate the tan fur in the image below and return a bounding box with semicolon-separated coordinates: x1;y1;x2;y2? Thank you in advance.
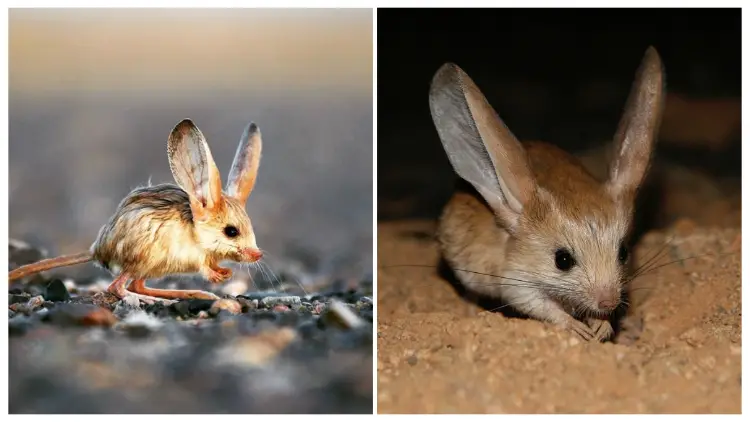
91;184;257;280
8;119;264;304
430;47;665;341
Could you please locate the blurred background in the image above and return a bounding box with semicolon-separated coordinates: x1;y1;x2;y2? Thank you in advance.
9;8;373;285
377;8;741;232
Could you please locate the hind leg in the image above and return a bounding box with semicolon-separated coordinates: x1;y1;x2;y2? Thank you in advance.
107;273;176;305
127;279;220;300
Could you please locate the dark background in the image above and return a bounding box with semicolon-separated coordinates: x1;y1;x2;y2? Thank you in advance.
377;8;741;224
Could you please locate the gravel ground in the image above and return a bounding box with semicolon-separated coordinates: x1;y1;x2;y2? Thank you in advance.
8;242;373;414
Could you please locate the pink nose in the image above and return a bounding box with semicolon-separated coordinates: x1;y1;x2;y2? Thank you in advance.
594;289;619;311
243;248;263;262
598;299;617;311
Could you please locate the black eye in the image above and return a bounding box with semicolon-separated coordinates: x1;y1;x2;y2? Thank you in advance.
618;243;629;264
223;225;240;238
554;249;575;271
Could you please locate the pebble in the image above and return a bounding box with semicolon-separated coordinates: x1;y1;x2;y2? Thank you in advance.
215;327;297;368
113;295;142;319
63;279;78;293
44;304;118;327
44;279;72;303
320;299;366;330
312;302;326;314
221;280;249;297
170;299;215;319
9;295;45;315
210;299;242;316
237;297;259;312
260;296;302;308
9;315;34;336
118;311;164;337
9;294;30;305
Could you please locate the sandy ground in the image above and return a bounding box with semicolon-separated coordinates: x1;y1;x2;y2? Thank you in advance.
376;161;741;414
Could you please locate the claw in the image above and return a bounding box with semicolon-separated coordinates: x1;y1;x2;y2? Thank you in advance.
207;266;233;284
587;318;615;342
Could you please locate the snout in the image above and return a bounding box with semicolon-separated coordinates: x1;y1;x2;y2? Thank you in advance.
241;248;263;263
592;288;621;313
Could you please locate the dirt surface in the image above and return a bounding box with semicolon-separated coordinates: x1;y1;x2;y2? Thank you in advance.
377;218;740;413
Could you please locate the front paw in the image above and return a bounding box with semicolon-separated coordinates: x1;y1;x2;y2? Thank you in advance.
560;317;612;342
207;267;233;284
586;317;614;342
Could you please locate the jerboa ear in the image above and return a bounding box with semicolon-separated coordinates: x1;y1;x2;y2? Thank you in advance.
607;46;666;199
167;119;224;219
226;122;262;204
429;63;536;227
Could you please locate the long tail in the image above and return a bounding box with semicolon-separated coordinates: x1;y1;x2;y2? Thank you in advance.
8;252;93;281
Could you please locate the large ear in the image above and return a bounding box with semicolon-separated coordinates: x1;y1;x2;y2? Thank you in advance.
225;122;262;204
429;63;536;227
167;119;224;218
607;46;666;199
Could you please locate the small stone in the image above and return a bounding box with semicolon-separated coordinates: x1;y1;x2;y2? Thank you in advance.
272;304;290;312
9;294;30;305
237;297;258;312
197;310;210;319
221;280;248;297
210;299;242;316
9;315;33;336
9;295;45;314
63;279;78;293
170;299;215;318
44;279;71;302
215;327;297;368
142;302;171;318
260;296;302;308
45;303;117;327
121;294;141;308
320;299;366;330
113;295;141;319
312;302;326;314
407;355;418;366
118;311;163;337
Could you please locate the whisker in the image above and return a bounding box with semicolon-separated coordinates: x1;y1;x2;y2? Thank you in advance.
629;251;738;281
485;297;536;314
381;263;583;295
243;262;259;293
261;251;309;296
631;234;676;278
256;261;275;293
